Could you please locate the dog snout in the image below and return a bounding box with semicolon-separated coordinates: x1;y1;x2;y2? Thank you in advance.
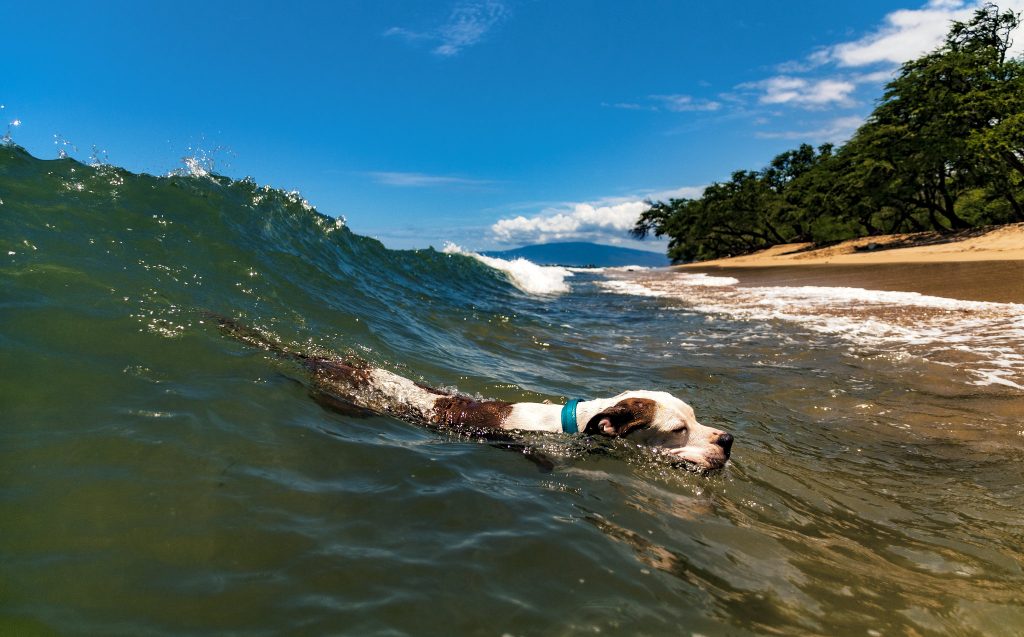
715;432;734;455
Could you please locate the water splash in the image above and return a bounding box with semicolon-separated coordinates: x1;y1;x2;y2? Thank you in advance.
169;141;235;178
53;134;78;159
89;144;109;167
1;105;20;145
443;242;573;295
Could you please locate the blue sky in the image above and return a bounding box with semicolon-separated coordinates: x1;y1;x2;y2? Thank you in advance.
5;0;1019;251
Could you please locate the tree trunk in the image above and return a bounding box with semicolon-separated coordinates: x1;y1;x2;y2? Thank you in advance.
1003;189;1024;222
923;204;947;232
858;209;880;235
936;172;969;230
886;207;920;233
1001;150;1024;179
905;210;927;232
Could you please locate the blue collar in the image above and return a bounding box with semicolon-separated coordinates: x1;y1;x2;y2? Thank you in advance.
561;398;583;433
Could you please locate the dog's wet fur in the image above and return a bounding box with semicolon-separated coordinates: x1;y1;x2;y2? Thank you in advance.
214;316;733;472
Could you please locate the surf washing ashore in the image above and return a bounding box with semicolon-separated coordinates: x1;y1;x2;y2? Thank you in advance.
3;145;1024;636
674;224;1024;302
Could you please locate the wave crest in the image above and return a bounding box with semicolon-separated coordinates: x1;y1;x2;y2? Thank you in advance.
442;243;573;295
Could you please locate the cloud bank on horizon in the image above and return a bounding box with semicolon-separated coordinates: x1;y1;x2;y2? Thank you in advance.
486;0;1024;248
491;187;705;248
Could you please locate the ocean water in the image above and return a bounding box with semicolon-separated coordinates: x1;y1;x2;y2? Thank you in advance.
2;145;1024;636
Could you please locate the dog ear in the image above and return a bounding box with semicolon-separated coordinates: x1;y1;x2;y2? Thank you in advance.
585;398;656;437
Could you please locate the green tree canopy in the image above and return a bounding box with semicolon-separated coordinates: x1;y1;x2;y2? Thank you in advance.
634;3;1024;262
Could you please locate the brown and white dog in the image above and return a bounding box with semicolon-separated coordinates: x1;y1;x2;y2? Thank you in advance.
217;317;734;471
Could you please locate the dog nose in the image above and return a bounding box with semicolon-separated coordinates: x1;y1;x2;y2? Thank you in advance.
715;433;734;455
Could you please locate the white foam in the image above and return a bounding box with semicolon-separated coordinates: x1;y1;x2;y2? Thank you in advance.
600;271;1024;390
442;243;573;295
597;279;668;298
181;156;210;178
676;273;740;287
568;265;654;274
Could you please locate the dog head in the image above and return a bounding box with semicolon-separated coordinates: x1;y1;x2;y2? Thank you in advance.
584;391;733;470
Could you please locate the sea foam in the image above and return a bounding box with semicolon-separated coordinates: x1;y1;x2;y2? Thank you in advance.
442;243;573;295
599;271;1024;390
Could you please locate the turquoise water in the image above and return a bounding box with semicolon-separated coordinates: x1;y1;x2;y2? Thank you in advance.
2;145;1024;636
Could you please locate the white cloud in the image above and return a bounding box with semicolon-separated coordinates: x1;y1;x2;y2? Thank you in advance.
382;27;430;42
603;102;647;110
755;115;866;144
650;94;722;112
852;69;898;84
818;0;1024;68
492;201;649;244
605;94;721;112
642;186;707;202
490;187;704;245
831;1;976;67
744;76;857;107
778;48;834;73
368;171;492;187
435;0;508;55
742;1;1024;117
385;0;508;57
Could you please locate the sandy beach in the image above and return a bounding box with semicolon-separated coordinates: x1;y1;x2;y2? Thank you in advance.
678;223;1024;304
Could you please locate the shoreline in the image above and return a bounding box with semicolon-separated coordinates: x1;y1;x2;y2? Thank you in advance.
675;223;1024;304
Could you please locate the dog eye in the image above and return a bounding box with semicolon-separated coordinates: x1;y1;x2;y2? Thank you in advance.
671;425;687;433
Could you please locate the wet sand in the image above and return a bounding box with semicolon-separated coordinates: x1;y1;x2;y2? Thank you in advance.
680;261;1024;304
677;223;1024;304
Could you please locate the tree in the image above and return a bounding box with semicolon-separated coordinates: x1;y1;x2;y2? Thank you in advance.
863;3;1022;227
633;3;1024;261
763;143;834;241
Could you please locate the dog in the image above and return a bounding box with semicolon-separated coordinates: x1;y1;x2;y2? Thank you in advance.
215;316;733;471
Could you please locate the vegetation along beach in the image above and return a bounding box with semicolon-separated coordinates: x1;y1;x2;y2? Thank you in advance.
2;2;1024;636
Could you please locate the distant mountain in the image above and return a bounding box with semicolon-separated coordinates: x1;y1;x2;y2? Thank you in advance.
482;241;670;268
